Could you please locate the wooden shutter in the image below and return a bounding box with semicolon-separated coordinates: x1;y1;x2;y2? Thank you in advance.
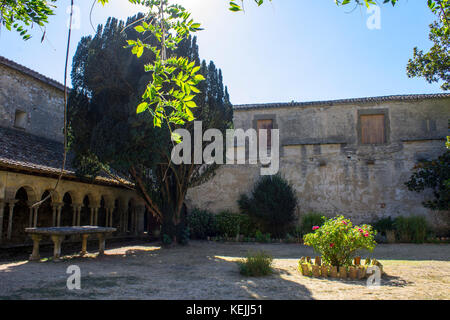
360;114;385;144
257;119;273;147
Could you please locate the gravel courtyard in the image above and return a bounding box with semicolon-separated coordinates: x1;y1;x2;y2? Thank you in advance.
0;241;448;300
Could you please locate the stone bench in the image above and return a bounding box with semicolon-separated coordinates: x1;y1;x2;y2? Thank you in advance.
25;226;116;261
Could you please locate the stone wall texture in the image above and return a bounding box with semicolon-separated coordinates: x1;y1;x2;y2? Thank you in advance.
186;97;450;232
0;64;64;143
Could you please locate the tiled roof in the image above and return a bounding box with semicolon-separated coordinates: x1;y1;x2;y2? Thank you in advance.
233;93;450;110
0;126;133;188
0;55;66;92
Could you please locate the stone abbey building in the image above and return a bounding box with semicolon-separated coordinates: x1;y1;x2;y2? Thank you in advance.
1;55;449;246
186;92;450;233
0;56;145;246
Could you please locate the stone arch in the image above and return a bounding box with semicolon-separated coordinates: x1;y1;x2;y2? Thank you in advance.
39;188;61;203
36;190;53;228
97;196;107;227
80;195;91;226
2;187;31;243
60;192;74;227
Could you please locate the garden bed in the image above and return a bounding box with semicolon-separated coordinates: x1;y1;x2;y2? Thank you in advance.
298;256;384;279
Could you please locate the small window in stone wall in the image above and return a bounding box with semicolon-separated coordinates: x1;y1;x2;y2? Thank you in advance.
257;119;273;147
360;114;386;144
14;110;27;129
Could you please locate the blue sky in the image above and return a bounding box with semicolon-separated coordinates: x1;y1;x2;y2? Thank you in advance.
0;0;443;105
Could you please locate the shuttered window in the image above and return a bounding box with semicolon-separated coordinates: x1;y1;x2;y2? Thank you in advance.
257;119;273;147
360;114;386;144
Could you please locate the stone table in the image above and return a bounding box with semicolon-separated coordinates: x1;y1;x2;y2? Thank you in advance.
25;226;116;261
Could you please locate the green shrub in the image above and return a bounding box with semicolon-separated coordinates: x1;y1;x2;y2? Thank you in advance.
394;216;429;243
299;212;325;236
238;251;273;276
405;150;450;211
372;216;395;236
216;211;242;237
239;214;258;237
187;208;217;239
238;174;297;237
255;230;271;243
303;215;377;267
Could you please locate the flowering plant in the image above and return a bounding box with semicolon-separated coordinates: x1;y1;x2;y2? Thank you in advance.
303;216;377;267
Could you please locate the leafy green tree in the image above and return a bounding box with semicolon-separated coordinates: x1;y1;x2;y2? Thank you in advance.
407;21;450;91
68;14;232;243
405;150;450;211
0;0;57;40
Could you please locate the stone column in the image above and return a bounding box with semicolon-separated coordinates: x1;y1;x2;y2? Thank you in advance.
74;205;82;226
94;207;99;226
51;234;64;260
72;204;77;226
56;204;63;227
52;206;57;227
0;201;4;244
7;200;18;240
89;207;94;225
109;208;114;227
105;208;110;227
27;202;33;228
33;206;39;228
81;234;89;256
29;234;42;261
135;204;146;235
97;233;105;255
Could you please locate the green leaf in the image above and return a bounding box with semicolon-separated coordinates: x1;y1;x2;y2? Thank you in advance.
136;102;148;113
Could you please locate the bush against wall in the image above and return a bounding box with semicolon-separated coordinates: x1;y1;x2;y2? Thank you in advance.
186;208;218;240
405;150;450;211
238;175;297;238
394;216;429;243
299;212;325;236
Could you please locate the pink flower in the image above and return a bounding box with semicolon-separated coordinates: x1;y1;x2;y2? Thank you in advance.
330;243;334;248
364;233;369;237
312;226;320;231
358;228;363;233
342;221;347;225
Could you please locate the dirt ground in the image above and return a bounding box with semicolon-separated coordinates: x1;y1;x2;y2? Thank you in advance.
0;240;449;300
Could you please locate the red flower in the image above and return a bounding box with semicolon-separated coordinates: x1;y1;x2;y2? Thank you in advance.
312;226;320;231
330;243;334;248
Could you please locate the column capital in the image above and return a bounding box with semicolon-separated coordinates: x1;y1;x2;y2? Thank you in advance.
71;203;83;209
52;202;64;209
7;199;18;206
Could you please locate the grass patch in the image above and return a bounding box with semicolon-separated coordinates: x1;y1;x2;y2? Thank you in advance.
238;251;273;277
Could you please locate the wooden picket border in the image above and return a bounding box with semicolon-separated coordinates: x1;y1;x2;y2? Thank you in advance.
298;256;383;280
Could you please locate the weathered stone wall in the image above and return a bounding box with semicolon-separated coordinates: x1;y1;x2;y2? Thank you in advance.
0;64;64;142
186;97;450;231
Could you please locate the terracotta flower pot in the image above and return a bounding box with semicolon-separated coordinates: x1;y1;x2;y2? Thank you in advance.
301;263;310;276
315;256;321;266
349;266;358;279
312;265;320;277
354;256;361;266
339;267;347;279
358;266;366;279
306;256;311;263
330;266;338;278
321;265;328;278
